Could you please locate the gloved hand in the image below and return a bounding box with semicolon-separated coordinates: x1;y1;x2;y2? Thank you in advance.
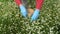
31;9;40;21
19;5;27;17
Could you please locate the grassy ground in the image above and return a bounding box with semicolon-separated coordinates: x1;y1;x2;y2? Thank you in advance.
0;0;60;34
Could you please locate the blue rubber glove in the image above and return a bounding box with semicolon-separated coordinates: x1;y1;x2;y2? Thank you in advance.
31;9;40;21
19;5;27;17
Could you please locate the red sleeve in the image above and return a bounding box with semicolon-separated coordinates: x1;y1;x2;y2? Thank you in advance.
15;0;22;6
36;0;44;10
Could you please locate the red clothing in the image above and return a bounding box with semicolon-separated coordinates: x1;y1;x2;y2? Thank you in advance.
36;0;44;9
15;0;22;6
15;0;44;9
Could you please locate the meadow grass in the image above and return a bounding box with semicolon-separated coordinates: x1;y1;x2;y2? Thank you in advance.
0;0;60;34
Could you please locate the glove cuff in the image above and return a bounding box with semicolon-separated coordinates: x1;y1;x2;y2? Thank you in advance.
19;5;27;12
35;9;40;13
33;9;40;15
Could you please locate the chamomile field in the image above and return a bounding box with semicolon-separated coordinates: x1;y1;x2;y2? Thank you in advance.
0;0;60;34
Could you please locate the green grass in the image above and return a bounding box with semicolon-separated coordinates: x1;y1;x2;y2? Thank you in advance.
0;0;60;34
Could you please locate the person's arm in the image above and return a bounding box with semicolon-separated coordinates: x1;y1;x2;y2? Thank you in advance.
31;0;44;21
36;0;44;10
15;0;22;6
15;0;27;17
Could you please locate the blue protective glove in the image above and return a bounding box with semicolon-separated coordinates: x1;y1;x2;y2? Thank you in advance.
19;5;27;17
31;9;40;21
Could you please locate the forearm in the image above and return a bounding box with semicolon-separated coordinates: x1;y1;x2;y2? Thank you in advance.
15;0;27;17
36;0;44;10
15;0;22;6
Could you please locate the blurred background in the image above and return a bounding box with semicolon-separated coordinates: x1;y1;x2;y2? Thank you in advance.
0;0;60;34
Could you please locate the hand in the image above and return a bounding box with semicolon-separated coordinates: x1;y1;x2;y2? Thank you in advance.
19;5;27;17
31;9;40;21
